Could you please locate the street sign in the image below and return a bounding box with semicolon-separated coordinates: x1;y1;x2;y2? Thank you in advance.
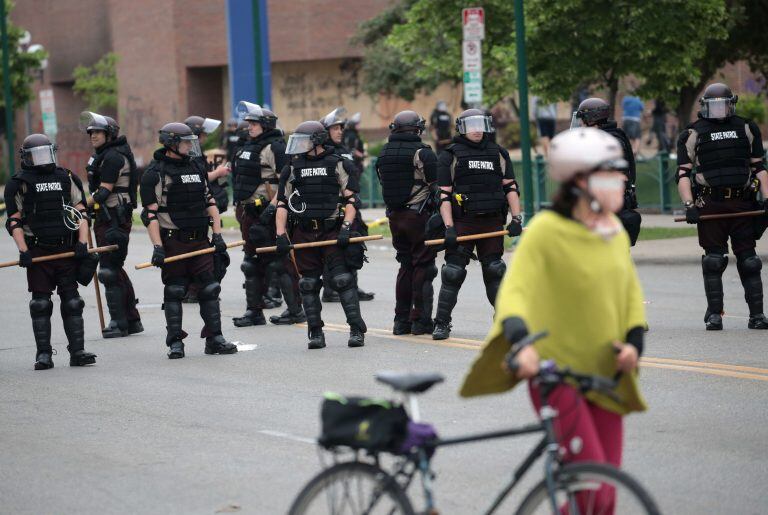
463;71;483;104
39;89;58;141
462;40;482;72
462;7;485;41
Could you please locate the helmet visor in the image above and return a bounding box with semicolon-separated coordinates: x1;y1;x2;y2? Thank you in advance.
179;134;202;157
27;144;57;166
285;133;313;155
202;118;221;134
570;111;584;129
457;115;493;134
236;101;263;121
79;111;109;133
701;97;734;119
322;107;347;128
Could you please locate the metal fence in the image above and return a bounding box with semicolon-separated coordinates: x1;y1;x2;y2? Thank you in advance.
360;153;684;213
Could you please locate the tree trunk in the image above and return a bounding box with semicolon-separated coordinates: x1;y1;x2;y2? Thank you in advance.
677;85;701;128
607;75;619;120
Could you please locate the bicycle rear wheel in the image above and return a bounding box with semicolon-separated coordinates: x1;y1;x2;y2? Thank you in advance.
515;462;660;515
288;461;415;515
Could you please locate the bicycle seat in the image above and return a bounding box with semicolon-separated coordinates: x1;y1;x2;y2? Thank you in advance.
375;371;445;394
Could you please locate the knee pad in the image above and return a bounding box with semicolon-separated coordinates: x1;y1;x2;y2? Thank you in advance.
97;265;119;286
164;284;187;302
330;272;355;292
702;254;728;274
423;263;438;281
266;259;285;276
60;294;85;316
482;259;506;280
240;256;258;277
738;255;762;275
197;281;221;301
29;296;53;317
441;263;467;287
299;276;322;294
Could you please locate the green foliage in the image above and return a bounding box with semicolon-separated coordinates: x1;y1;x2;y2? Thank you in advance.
202;126;222;151
72;52;118;111
0;0;47;110
737;94;766;124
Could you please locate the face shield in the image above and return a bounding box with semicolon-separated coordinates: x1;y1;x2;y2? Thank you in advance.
570;111;584;129
322;107;347;128
457;114;494;135
236;101;263;121
79;111;109;133
285;133;313;155
700;97;736;119
201;118;221;134
178;134;202;157
24;144;57;166
348;112;361;126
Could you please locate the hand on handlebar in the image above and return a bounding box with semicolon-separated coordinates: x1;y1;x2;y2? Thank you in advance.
503;345;540;380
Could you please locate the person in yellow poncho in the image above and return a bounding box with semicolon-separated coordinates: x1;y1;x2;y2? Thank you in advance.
461;127;648;473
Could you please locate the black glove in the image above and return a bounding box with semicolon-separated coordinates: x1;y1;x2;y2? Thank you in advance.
275;234;291;256
211;233;227;254
506;217;523;237
685;205;700;224
151;245;165;267
259;204;277;226
502;316;529;345
74;241;89;260
337;225;352;249
444;225;458;251
19;250;32;268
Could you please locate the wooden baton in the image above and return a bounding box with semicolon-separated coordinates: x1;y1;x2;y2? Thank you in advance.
673;210;765;223
425;230;509;247
134;240;246;270
254;234;384;254
0;244;119;269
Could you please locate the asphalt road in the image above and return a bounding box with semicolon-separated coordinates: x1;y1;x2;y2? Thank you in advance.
1;229;767;514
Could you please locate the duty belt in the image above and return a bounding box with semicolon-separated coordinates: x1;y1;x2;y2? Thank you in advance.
161;228;209;242
701;186;751;201
25;234;75;250
241;195;269;216
296;217;342;232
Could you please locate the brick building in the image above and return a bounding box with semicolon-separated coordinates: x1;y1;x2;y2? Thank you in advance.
8;0;458;174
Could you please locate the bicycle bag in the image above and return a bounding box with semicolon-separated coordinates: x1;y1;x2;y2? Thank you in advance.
318;393;409;453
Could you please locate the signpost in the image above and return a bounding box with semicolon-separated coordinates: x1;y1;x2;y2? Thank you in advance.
461;7;484;107
39;89;57;142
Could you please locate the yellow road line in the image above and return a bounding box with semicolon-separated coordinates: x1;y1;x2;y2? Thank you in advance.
312;322;768;382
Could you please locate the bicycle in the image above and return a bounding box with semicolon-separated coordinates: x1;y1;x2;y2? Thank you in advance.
289;332;661;514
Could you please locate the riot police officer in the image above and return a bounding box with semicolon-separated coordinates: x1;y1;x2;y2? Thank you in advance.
433;109;523;340
430;101;453;155
230;102;304;327
322;107;374;301
573;97;642;245
342;112;365;176
140;122;238;358
81;112;143;338
275;120;367;349
184;115;231;214
223;118;240;163
4;134;97;369
376;110;438;335
677;82;768;330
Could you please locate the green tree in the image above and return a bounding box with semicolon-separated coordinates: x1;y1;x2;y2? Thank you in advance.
72;52;118;112
0;0;47;111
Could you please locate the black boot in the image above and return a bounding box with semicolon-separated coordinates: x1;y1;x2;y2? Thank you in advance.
128;319;144;334
737;254;766;327
748;314;768;329
411;318;434;335
393;318;411;335
164;284;186;359
433;263;466;340
414;263;437;335
61;292;96;366
331;272;368;347
199;282;238;355
702;254;727;331
30;295;54;370
308;327;326;350
99;270;129;338
233;274;266;326
270;270;306;324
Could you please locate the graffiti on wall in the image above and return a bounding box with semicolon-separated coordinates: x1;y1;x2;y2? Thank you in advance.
277;59;363;121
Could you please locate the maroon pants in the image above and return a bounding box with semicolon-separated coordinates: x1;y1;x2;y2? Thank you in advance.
236;204;300;303
447;212;505;266
94;218;140;321
697;198;756;255
160;237;214;285
26;245;78;295
389;209;437;321
290;225;346;277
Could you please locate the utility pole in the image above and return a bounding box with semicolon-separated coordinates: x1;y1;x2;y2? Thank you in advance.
1;1;15;178
514;0;534;220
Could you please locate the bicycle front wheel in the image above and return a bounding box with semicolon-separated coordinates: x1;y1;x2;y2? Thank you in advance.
515;462;661;515
288;461;415;515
